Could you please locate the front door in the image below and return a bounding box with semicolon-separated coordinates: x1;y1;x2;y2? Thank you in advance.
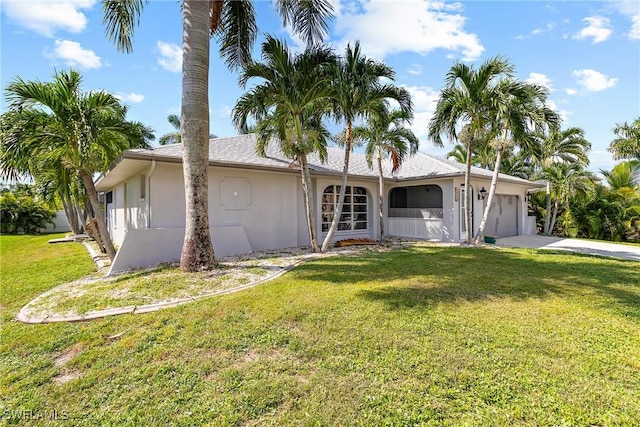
459;186;473;240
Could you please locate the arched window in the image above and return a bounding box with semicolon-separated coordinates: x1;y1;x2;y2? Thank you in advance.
321;185;368;232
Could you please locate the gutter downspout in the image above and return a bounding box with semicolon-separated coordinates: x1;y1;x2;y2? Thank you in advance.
147;160;156;228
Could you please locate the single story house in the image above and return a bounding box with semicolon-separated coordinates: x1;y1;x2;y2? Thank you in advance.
95;134;542;274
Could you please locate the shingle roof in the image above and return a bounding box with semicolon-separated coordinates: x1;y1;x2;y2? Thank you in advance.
122;134;537;186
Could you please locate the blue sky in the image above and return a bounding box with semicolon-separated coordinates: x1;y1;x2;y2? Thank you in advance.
1;0;638;173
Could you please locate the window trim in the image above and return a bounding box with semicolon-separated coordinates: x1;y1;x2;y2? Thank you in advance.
139;174;146;201
321;185;369;233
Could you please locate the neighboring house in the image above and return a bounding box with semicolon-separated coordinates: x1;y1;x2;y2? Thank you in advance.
95;134;542;274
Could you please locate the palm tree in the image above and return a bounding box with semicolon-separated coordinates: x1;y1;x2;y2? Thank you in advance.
447;144;467;164
102;0;334;271
353;108;418;242
159;114;218;145
474;81;560;244
321;42;412;252
1;110;85;235
428;56;515;244
2;69;153;260
538;162;595;235
158;114;181;145
499;151;533;180
446;140;504;170
609;118;640;161
533;126;591;235
232;36;335;252
601;161;640;196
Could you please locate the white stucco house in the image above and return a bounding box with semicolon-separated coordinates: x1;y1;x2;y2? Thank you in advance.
95;134;542;274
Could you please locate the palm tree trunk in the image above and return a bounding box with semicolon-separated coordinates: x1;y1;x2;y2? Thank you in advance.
180;0;217;271
299;153;319;252
474;147;504;244
543;181;552;235
321;121;353;252
464;142;473;244
82;198;100;245
61;193;82;235
549;198;560;235
377;149;385;242
79;169;116;260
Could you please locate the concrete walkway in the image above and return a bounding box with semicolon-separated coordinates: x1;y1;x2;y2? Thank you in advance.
496;235;640;261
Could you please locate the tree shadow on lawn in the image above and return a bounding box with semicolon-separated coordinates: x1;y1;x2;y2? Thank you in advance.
294;246;640;320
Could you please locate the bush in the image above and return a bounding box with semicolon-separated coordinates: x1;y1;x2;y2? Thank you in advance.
0;192;56;234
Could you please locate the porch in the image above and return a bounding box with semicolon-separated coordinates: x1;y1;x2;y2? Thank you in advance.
387;184;444;240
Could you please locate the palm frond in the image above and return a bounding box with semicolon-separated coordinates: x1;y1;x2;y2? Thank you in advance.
102;0;147;53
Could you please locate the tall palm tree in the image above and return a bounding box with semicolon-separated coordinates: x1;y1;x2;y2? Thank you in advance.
232;36;335;252
609;117;640;161
2;69;153;260
352;108;418;242
321;42;412;252
428;56;515;244
474;81;560;244
102;0;334;271
538;162;595;235
1;110;84;235
533;126;591;235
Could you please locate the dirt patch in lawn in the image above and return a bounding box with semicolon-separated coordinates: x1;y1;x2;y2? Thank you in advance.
17;240;417;322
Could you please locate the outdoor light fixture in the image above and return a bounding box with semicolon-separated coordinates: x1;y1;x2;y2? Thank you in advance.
525;191;531;202
478;187;487;200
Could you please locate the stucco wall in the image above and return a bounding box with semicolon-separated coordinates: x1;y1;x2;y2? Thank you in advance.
295;178;312;247
108;225;253;274
106;172;149;247
149;163;301;252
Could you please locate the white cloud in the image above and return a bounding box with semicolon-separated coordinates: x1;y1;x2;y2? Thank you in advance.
45;40;101;69
608;0;640;39
401;85;440;141
573;16;612;43
565;88;578;95
532;21;556;35
525;72;554;92
115;93;145;103
407;64;423;75
572;69;618;92
157;41;182;73
332;0;484;61
630;14;640;39
1;0;94;37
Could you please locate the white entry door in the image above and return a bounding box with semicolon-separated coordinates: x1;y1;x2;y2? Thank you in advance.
459;187;473;240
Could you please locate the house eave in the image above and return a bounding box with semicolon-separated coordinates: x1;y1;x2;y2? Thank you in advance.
96;149;544;191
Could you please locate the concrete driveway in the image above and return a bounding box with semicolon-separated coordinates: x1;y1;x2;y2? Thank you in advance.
495;235;640;262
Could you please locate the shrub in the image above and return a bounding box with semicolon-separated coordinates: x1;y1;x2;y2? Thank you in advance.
0;192;56;234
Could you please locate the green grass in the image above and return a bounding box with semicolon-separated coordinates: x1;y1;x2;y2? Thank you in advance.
1;235;639;425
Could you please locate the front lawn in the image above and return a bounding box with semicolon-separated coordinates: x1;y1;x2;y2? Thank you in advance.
1;235;639;425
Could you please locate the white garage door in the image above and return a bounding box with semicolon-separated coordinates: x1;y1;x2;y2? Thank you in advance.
486;194;518;237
